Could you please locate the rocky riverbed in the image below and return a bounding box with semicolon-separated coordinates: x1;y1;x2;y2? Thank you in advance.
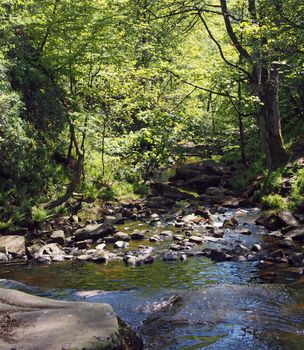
1;159;304;349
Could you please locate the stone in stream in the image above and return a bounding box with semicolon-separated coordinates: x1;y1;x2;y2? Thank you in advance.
131;230;145;240
173;234;184;241
146;196;175;209
251;244;262;252
0;236;26;256
288;253;304;267
42;243;64;259
0;252;9;262
0;288;143;350
75;240;89;250
234;244;250;255
114;240;129;249
169;244;183;251
27;240;45;259
223;217;238;227
239;228;252;235
189;236;203;244
256;211;299;231
74;223;116;241
149;236;159;242
150;182;196;201
186;175;221;193
284;227;304;241
210;249;232;262
162;251;178;261
113;231;130;242
49;230;66;245
160;230;173;237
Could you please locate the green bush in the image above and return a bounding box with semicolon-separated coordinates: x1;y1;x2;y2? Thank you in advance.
31;206;49;223
261;194;287;210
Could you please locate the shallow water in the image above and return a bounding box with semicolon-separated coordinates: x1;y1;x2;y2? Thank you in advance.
0;208;304;349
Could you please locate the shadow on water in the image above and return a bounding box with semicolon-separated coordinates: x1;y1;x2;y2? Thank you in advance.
1;256;304;349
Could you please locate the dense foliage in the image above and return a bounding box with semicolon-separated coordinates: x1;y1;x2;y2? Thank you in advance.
0;0;303;225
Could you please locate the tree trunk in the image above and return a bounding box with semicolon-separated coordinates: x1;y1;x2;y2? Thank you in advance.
42;154;84;209
253;66;288;170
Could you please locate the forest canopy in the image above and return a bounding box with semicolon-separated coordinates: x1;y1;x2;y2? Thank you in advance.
0;0;303;225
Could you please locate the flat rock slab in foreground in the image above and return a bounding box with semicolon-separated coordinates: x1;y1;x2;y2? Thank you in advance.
0;288;142;350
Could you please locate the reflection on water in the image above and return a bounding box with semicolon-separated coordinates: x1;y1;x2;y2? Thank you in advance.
1;256;304;349
1;204;304;349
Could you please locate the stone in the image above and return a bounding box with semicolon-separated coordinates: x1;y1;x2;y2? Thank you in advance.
162;251;178;261
0;288;142;350
251;244;262;252
149;236;159;242
77;254;92;261
195;208;213;220
96;243;106;250
160;230;173;237
256;211;299;231
189;236;203;244
91;249;109;263
49;230;66;245
131;231;145;240
210;249;232;262
234;244;250;255
146;196;175;209
114;241;129;249
284;227;304;241
233;255;247;262
270;249;285;259
173;234;184;241
186;175;221;193
114;232;130;241
151;182;196;200
180;254;187;262
74;223;115;241
169;244;183;251
239;228;252;235
0;236;25;256
0;252;9;262
126;256;142;267
42;243;64;258
75;240;89;249
223;217;238;227
205;186;226;197
27;240;45;259
288;253;304;267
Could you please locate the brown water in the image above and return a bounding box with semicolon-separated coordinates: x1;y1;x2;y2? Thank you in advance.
0;208;304;349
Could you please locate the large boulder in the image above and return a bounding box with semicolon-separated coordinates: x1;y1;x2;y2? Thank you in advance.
171;160;230;181
151;182;195;201
0;288;143;350
284;227;304;241
0;236;26;256
74;223;116;241
256;211;298;231
186;175;221;194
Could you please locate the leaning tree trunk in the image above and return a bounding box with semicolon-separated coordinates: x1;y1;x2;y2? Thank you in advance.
42;120;84;210
252;65;288;170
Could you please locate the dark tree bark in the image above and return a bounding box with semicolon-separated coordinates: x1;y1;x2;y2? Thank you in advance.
219;0;288;170
252;66;288;170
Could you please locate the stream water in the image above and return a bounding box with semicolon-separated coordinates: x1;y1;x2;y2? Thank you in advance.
1;207;304;349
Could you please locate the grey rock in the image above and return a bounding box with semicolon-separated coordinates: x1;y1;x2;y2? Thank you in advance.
251;244;262;252
0;236;26;256
49;230;66;245
162;251;178;261
74;223;115;241
114;241;129;249
189;236;203;244
0;288;142;350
